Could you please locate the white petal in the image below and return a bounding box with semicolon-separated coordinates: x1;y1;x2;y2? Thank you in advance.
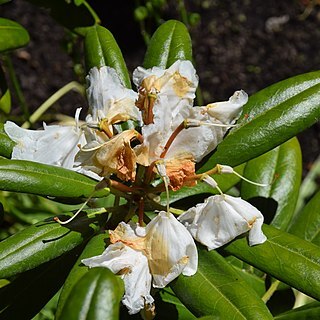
223;195;267;246
145;211;198;288
178;202;205;239
82;242;153;315
165;105;225;162
133;60;199;164
4;120;85;169
86;66;140;124
205;90;248;123
180;195;249;250
179;195;267;250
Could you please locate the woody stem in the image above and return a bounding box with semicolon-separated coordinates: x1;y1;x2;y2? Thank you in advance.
106;179;142;194
144;163;156;185
138;197;144;226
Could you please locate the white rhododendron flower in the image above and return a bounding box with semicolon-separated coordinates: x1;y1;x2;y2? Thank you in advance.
3;59;268;316
85;66;141;136
81;242;154;315
78;129;140;181
178;194;267;250
166;89;248;163
133;60;198;164
4;108;85;169
145;211;198;288
133;60;248;190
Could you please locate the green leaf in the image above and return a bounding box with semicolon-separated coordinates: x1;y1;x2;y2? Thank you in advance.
0;158;109;198
143;19;192;69
226;257;266;297
56;232;108;318
295;154;320;214
274;302;320;319
200;71;320;172
0;63;11;113
223;224;320;300
0;18;30;52
58;267;123;320
0;124;15;158
0;246;82;320
25;0;98;36
171;247;273;319
157;288;196;320
241;137;302;230
289;189;320;246
84;25;131;88
0;208;107;278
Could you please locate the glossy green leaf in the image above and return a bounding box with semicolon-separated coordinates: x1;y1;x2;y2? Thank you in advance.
274;302;320;319
0;158;109;198
0;124;15;158
25;0;98;36
0;63;11;113
84;25;131;88
0;88;10;114
0;246;81;320
171;247;273;319
226;258;266;297
289;189;320;246
295;154;320;213
143;19;192;69
56;232;108;318
223;224;320;300
0;208;107;278
200;71;320;172
157;288;196;320
241;137;302;230
0;18;30;52
58;267;123;320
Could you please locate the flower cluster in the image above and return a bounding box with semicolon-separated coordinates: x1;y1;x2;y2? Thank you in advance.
4;60;267;316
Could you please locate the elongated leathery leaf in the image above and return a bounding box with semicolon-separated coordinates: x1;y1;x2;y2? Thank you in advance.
143;20;192;69
0;18;30;52
0;124;15;158
241;137;302;230
289;189;320;246
274;302;320;320
223;224;320;300
228;262;266;297
58;267;123;320
157;288;196;320
0;64;11;113
0;158;109;198
0;208;107;278
171;247;273;319
200;71;320;172
56;232;108;318
84;25;131;88
0;246;82;320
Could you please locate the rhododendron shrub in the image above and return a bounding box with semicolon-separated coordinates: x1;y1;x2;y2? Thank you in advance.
0;2;319;320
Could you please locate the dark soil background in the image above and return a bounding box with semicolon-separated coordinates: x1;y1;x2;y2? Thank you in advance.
1;0;320;172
